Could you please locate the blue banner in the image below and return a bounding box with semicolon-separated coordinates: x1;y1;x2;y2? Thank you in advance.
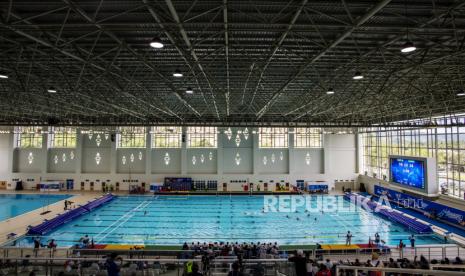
374;185;465;228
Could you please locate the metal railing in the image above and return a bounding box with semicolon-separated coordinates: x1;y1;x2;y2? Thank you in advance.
0;256;291;276
2;243;465;262
336;265;465;276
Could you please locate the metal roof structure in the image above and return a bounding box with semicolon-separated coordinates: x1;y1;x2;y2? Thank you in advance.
1;0;465;127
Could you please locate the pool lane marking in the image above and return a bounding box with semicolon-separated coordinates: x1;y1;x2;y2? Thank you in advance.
94;199;152;243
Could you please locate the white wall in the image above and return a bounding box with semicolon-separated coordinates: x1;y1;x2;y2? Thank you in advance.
0;128;358;191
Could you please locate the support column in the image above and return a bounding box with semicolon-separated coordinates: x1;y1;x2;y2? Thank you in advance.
41;130;48;175
217;128;224;175
110;131;117;176
288;128;295;175
145;128;152;181
252;128;259;176
181;127;187;175
75;129;82;174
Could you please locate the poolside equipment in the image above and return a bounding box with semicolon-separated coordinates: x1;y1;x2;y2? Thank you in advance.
344;193;432;234
27;194;115;236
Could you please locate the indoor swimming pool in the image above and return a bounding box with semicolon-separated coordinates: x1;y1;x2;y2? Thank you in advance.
0;193;71;222
15;195;449;246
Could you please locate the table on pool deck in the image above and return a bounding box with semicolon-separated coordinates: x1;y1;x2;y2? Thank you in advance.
0;192;105;244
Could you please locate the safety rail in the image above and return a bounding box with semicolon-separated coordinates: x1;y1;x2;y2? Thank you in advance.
336;265;465;275
0;257;290;276
1;244;465;262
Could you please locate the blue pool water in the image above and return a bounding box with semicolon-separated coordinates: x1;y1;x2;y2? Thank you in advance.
0;193;71;222
15;195;450;247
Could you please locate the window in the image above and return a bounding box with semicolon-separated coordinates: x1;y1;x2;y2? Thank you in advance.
14;126;43;148
117;127;146;148
360;117;465;200
48;127;76;148
152;127;182;148
187;127;217;148
294;128;322;148
259;128;288;148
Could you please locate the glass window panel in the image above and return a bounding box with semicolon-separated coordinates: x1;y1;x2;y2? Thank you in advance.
187;127;217;148
259;128;288;148
152;127;182;148
14;126;43;148
117;127;146;148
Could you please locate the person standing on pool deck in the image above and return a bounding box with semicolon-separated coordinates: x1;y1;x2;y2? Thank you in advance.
33;237;41;257
345;231;352;245
409;234;415;248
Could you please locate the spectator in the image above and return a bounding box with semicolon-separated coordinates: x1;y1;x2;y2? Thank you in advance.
288;250;307;276
105;253;120;276
189;263;203;276
316;264;331;276
228;261;243;276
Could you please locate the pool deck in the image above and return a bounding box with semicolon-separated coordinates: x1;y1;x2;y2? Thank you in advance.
0;191;108;245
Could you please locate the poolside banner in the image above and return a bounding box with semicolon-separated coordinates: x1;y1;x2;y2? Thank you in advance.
374;185;465;228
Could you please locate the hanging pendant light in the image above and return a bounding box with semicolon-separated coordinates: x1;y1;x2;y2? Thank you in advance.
149;37;164;49
353;72;363;80
173;69;183;77
401;40;416;53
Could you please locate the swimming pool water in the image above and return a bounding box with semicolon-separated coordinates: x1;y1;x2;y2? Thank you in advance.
0;193;71;222
16;195;449;247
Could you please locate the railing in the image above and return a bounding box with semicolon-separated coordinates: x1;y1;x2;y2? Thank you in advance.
336;265;465;275
0;257;290;276
1;244;465;262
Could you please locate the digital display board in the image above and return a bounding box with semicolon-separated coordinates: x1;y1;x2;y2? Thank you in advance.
390;158;426;190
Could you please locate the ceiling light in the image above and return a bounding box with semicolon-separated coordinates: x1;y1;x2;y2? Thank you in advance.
353;72;364;80
149;37;164;49
47;87;57;93
457;90;465;97
173;69;183;78
326;88;335;94
186;87;194;94
0;73;8;79
401;41;416;53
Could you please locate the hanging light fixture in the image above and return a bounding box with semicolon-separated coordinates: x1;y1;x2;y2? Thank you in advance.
457;89;465;96
186;87;193;94
326;88;335;94
149;37;164;49
401;40;416;53
173;69;183;77
353;72;363;80
47;87;57;93
0;72;8;79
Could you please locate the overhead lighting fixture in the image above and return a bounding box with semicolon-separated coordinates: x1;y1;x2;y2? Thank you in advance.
326;88;335;94
173;69;183;78
353;72;364;80
0;72;8;79
457;89;465;97
401;41;416;53
186;87;194;94
47;87;57;93
149;37;164;49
